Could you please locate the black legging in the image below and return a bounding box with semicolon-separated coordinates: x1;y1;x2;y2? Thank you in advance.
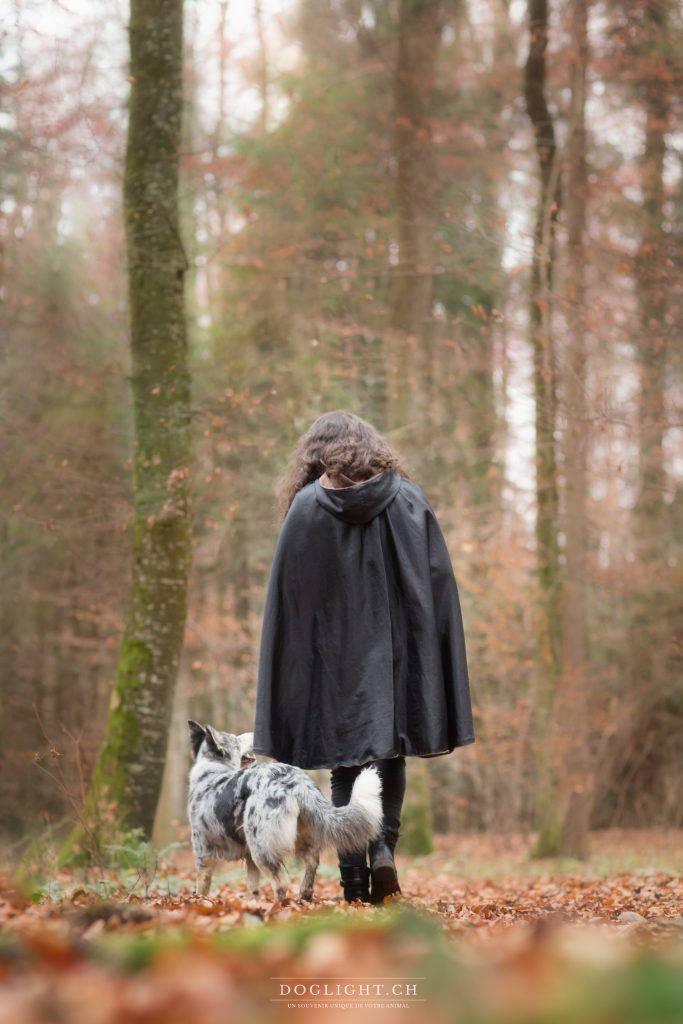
330;757;406;869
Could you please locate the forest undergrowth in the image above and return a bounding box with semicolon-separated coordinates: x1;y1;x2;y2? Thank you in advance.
1;830;682;1023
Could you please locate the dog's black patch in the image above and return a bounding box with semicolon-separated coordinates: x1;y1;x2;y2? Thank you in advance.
214;774;248;842
265;795;284;809
237;769;254;801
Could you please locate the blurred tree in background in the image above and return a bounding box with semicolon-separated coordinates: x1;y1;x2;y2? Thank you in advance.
1;0;682;856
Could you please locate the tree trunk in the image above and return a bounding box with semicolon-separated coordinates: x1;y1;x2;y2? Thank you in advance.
253;0;270;135
399;759;435;855
389;0;443;432
63;0;191;859
630;0;670;701
524;0;564;858
391;0;442;335
390;4;442;843
558;0;591;859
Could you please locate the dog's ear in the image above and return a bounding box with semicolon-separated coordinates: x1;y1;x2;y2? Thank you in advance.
188;720;206;759
238;732;254;754
205;725;223;755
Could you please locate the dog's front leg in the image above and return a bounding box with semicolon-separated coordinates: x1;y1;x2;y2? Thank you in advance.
245;850;261;899
196;858;214;897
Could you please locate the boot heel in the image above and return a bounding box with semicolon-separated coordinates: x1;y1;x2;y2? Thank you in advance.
339;864;372;904
369;839;402;904
372;858;399;888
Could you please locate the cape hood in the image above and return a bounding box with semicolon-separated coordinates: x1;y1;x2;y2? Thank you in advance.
313;469;402;524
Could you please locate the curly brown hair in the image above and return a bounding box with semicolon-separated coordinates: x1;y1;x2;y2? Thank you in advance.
277;410;409;518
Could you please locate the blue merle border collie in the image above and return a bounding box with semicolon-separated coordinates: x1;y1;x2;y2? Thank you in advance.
187;721;383;901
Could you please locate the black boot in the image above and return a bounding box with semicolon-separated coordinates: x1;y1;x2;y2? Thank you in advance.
339;864;372;904
368;834;401;905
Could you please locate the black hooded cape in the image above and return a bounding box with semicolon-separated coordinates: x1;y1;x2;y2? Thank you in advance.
253;469;474;769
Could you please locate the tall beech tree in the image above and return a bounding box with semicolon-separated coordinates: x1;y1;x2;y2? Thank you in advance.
390;0;444;429
558;0;591;858
524;0;564;857
391;0;443;338
632;0;670;665
65;0;192;855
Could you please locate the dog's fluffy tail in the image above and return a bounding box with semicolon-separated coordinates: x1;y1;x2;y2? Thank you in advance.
300;766;383;855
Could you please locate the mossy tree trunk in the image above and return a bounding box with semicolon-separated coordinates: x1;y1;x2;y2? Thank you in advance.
524;0;564;858
63;0;191;859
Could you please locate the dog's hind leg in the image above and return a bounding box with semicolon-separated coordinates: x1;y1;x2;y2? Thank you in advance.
298;846;319;902
295;832;319;901
246;842;288;902
245;850;261;899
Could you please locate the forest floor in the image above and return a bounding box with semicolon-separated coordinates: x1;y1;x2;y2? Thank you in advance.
1;829;683;1023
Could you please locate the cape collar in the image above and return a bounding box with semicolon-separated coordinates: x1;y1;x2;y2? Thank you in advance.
314;469;402;524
